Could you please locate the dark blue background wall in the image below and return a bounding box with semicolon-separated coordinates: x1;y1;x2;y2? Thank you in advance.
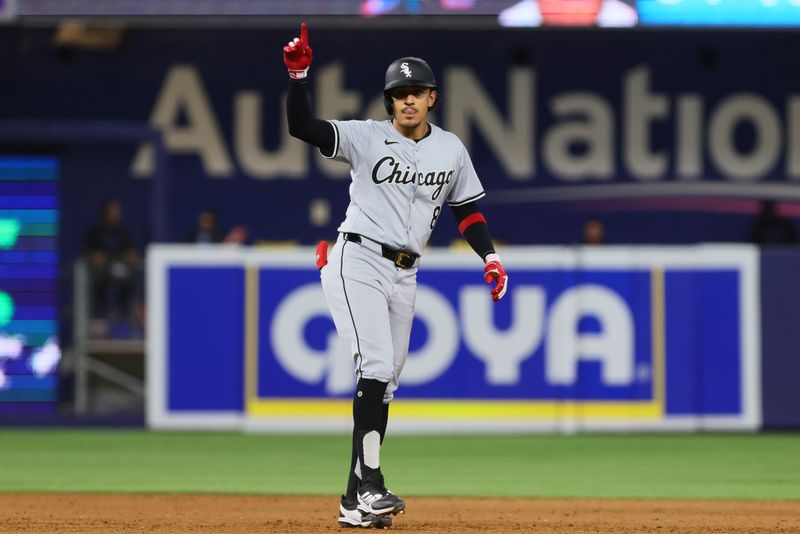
760;249;800;428
2;26;800;264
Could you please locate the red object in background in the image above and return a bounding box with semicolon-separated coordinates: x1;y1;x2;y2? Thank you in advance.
540;0;602;25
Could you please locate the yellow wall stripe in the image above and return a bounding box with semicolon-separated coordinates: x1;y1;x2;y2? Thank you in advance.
245;266;259;407
247;399;663;419
651;268;666;410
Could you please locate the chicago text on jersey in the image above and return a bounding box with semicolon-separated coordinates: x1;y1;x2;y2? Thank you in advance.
371;156;454;201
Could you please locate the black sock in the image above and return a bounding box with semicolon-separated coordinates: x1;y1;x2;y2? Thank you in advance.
345;379;388;498
345;429;359;500
379;402;389;443
345;402;390;499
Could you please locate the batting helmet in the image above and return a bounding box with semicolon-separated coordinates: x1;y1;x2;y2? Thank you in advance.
383;57;438;115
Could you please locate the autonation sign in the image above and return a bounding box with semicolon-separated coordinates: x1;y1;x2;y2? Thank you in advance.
147;245;761;433
131;63;800;199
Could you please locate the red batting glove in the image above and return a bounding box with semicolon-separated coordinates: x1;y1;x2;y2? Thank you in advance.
315;240;328;270
283;22;313;80
484;253;508;302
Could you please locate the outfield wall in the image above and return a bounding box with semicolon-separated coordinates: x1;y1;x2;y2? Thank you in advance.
146;244;762;433
760;249;800;429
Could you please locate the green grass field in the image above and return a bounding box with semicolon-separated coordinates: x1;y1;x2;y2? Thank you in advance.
0;430;798;500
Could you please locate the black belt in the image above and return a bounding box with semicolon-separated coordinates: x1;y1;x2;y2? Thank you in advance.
343;233;419;269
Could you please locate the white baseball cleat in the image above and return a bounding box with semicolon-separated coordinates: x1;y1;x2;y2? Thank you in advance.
357;483;406;516
339;495;393;529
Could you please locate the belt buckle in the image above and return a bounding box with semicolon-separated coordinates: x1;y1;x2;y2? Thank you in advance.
394;251;415;269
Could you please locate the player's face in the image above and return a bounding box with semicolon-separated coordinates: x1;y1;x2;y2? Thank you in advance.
390;87;437;131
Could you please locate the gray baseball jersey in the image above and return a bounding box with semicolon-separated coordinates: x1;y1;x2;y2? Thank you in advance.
323;119;485;256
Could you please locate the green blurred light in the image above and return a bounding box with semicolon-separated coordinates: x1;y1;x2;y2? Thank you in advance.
0;218;21;249
0;292;14;325
21;223;56;237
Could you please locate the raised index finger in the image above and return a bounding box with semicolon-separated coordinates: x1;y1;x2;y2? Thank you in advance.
300;22;309;47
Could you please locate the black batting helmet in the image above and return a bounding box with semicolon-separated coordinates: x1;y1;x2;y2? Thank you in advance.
383;57;438;115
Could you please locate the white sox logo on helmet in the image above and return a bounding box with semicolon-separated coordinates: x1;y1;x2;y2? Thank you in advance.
400;62;412;78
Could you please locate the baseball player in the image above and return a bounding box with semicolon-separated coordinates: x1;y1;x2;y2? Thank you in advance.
284;22;508;529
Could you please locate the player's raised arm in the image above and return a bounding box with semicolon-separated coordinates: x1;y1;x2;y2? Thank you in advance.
284;22;335;153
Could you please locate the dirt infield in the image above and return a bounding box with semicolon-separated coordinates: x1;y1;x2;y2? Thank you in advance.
3;493;800;533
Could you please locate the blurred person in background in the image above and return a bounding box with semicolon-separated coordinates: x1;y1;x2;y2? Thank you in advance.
185;209;224;244
83;199;140;335
748;200;798;245
185;209;249;245
224;225;249;245
582;217;606;245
